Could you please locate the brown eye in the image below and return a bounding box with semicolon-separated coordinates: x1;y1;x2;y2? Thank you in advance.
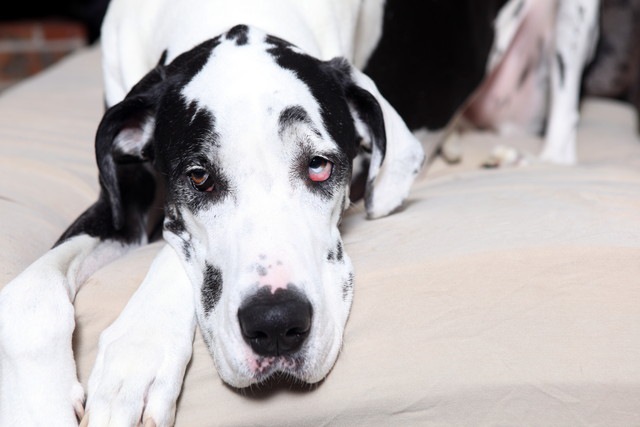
188;169;214;192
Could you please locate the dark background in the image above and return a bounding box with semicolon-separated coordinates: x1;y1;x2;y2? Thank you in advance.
0;0;110;43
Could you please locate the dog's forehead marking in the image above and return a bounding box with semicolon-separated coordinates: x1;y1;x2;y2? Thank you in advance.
278;106;321;138
181;30;322;118
225;24;249;46
266;39;358;161
159;27;354;258
175;29;340;181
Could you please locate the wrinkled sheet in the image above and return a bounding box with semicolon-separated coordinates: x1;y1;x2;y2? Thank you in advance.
1;46;639;426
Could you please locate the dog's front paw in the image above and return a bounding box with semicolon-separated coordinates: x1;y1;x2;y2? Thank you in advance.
0;274;85;426
83;310;194;426
483;144;534;168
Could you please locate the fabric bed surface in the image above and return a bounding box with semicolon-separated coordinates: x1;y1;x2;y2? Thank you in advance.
1;46;639;426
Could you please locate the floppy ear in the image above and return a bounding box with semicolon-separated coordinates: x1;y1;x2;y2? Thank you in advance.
328;58;425;219
95;53;168;230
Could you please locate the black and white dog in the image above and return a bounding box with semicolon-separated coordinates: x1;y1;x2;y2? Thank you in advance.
0;0;599;426
366;0;600;166
0;1;424;425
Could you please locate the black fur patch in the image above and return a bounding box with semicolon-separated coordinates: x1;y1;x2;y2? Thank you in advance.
163;206;193;259
512;0;525;18
56;164;159;246
364;0;509;131
327;250;335;261
181;240;192;261
342;75;387;161
342;273;354;301
364;178;376;214
335;240;344;262
556;53;566;86
163;205;186;235
202;263;223;315
266;39;388;203
66;36;223;249
266;37;358;162
278;105;321;137
256;264;268;276
155;88;231;213
226;24;249;45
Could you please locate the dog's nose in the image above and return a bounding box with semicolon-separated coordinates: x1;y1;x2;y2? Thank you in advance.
238;288;312;357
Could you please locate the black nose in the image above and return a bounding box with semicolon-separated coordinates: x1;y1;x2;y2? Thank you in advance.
238;287;312;357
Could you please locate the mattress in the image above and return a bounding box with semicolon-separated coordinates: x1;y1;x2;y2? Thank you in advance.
1;45;639;426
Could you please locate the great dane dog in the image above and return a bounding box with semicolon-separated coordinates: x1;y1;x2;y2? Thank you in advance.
365;0;600;166
0;0;424;425
0;0;600;426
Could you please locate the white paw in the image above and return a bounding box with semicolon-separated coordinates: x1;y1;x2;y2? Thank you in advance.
441;131;463;164
83;308;194;426
539;143;577;165
0;272;84;426
483;144;533;168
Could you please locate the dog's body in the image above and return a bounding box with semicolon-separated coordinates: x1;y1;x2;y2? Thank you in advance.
365;0;600;166
0;0;602;426
0;0;424;425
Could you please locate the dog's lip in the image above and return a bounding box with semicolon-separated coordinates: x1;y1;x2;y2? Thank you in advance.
250;354;306;383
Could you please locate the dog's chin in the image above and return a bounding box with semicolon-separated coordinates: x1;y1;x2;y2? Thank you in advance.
213;355;333;389
208;341;341;389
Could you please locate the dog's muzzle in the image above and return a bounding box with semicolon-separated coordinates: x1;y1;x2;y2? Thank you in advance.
238;287;312;357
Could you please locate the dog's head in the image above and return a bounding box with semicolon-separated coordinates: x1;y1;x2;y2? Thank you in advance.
95;25;423;388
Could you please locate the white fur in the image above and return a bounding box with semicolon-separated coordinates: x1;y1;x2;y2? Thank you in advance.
487;0;531;71
542;0;600;164
84;245;195;427
101;0;368;106
0;236;131;426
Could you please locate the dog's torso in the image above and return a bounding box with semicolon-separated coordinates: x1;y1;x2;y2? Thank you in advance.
101;0;386;106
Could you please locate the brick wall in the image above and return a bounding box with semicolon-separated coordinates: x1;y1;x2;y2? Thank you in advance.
0;20;88;92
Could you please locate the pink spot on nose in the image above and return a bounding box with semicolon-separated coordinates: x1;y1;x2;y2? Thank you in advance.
256;259;290;293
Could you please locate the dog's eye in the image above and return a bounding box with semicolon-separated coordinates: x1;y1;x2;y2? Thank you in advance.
188;169;214;192
308;157;333;182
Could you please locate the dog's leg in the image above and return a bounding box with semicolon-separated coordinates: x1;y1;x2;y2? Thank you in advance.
541;0;600;164
1;160;160;425
0;233;136;426
82;244;195;427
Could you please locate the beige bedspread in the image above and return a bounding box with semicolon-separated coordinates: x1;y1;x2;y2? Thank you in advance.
1;45;639;426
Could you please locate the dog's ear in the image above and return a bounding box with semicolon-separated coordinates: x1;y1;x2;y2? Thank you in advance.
95;53;168;230
327;58;425;219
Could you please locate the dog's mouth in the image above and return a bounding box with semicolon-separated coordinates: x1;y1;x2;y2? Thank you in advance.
249;354;307;383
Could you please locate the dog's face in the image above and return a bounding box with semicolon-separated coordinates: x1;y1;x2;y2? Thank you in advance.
159;29;359;387
96;25;420;388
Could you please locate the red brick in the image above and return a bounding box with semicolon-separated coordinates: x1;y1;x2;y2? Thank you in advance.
0;19;88;93
40;20;87;41
0;22;38;40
